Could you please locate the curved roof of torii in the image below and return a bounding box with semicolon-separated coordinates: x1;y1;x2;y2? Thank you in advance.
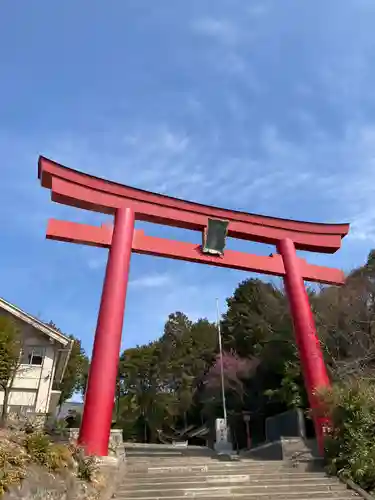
38;156;349;254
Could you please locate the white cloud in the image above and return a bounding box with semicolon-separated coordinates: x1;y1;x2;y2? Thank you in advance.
190;16;255;79
5;113;375;250
12;117;375;248
191;18;240;46
247;4;269;18
87;255;107;271
129;273;172;289
160;129;190;153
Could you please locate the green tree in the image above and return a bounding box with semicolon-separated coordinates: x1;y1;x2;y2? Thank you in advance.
221;279;289;356
58;336;89;405
319;379;375;493
316;249;375;381
159;314;218;427
116;314;219;442
113;248;375;458
0;316;21;427
119;342;177;442
47;322;89;405
221;278;304;412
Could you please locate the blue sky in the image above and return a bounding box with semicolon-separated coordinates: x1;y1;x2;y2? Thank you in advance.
1;0;375;363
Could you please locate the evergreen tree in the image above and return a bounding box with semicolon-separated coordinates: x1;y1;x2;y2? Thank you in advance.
47;321;89;405
0;316;21;427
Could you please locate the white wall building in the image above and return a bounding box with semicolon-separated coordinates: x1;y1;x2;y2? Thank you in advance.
0;297;73;418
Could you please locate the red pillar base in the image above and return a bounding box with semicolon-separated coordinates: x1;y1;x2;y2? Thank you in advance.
78;207;134;456
278;238;331;456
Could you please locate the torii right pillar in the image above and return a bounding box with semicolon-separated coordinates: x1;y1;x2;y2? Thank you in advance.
278;238;330;455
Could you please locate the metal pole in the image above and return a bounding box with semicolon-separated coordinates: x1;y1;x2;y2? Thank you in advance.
216;298;227;426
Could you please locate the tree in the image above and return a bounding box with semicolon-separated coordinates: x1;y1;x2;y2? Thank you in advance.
221;278;289;356
47;322;89;405
0;316;21;427
220;278;303;412
319;379;375;492
159;314;218;427
203;350;259;419
115;314;219;442
58;336;89;405
107;248;375;460
118;342;177;442
316;249;375;381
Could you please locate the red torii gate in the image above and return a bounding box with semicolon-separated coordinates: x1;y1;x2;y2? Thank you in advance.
38;156;349;457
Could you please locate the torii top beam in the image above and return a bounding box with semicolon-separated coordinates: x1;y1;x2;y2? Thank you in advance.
38;156;349;285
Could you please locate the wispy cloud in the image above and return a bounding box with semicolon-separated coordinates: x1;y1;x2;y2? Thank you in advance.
190;16;252;78
247;4;270;18
191;18;240;46
87;254;107;271
129;273;172;289
3;0;375;354
6;110;375;249
10;116;375;245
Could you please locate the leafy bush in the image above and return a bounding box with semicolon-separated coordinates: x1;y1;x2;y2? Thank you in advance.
0;469;23;496
319;378;375;493
0;444;27;494
23;419;38;435
65;410;82;429
24;433;52;468
70;445;98;482
24;432;74;472
44;416;69;437
0;429;101;496
48;443;75;471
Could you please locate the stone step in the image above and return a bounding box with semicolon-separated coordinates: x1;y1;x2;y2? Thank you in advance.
125;459;287;465
121;476;338;488
123;472;329;484
125;453;232;463
124;445;215;458
121;476;342;490
118;482;353;498
114;490;358;500
125;458;238;462
124;443;207;449
125;468;319;478
124;462;297;474
124;462;267;470
123;456;218;459
126;451;209;457
118;444;360;500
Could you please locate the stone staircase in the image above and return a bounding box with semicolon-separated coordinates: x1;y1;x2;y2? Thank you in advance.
115;443;361;500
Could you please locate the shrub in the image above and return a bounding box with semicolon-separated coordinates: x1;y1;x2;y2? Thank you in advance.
319;378;375;493
0;469;24;496
24;432;74;472
54;417;69;435
48;443;75;471
24;433;52;468
44;416;69;437
65;410;82;429
0;429;98;496
70;445;98;482
0;445;27;495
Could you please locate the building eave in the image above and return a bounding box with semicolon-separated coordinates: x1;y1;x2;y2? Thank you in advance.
0;296;70;347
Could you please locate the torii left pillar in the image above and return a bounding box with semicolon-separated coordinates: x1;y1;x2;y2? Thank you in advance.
78;207;134;456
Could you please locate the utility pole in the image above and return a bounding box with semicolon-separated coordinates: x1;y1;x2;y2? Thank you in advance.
216;298;227;426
